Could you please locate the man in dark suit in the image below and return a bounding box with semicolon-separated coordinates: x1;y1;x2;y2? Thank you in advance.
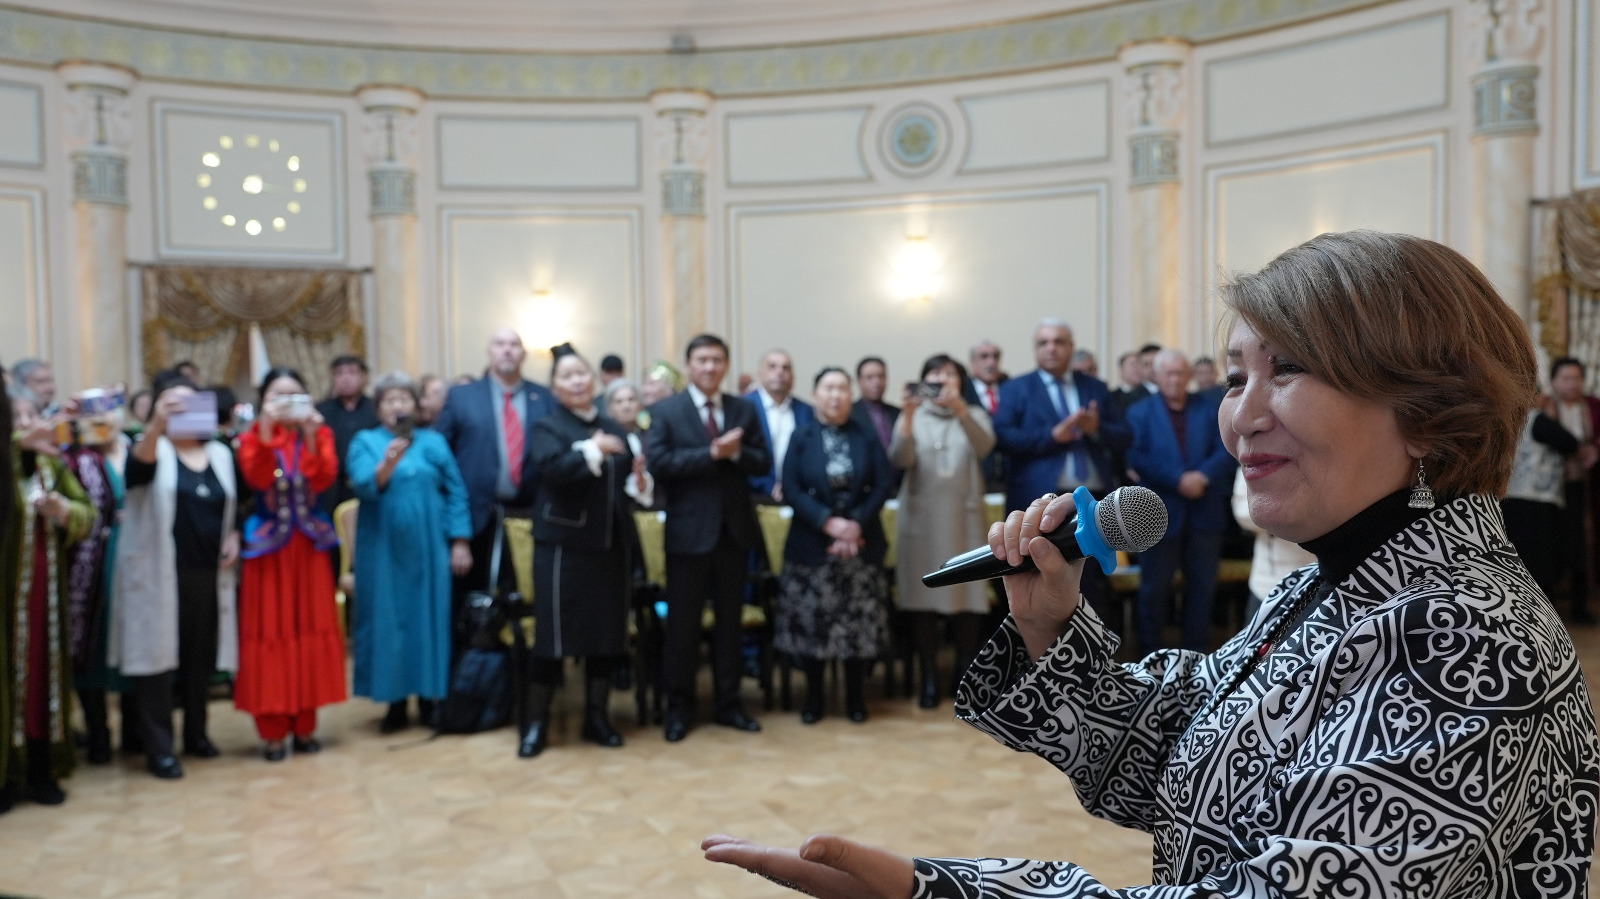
315;355;380;519
432;327;555;617
745;349;814;503
993;319;1132;630
969;340;1008;493
1126;349;1238;654
646;334;771;741
848;356;899;454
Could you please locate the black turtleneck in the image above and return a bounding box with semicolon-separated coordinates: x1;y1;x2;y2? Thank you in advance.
1299;488;1433;586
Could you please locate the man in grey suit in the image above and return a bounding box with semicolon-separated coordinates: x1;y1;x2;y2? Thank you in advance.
646;334;771;742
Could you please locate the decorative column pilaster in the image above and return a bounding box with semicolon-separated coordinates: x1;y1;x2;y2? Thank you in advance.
1120;40;1189;352
650;90;712;363
60;62;135;389
1467;0;1544;319
358;86;424;375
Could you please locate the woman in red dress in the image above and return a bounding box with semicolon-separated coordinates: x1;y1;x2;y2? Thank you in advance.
235;367;346;761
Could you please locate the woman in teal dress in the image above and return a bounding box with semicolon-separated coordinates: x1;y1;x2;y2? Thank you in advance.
347;373;473;732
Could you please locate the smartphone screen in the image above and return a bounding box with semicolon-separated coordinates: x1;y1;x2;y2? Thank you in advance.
168;390;219;440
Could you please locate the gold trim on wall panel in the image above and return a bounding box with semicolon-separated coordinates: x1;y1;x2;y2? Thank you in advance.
723;105;874;188
0;184;50;360
1202;131;1447;329
437;205;643;378
434;114;643;192
0;81;44;169
1576;0;1600;188
1203;11;1451;147
724;180;1112;371
955;79;1112;174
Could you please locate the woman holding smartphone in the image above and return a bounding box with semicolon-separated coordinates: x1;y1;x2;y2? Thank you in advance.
113;371;244;779
889;355;995;708
346;372;473;733
235;366;345;761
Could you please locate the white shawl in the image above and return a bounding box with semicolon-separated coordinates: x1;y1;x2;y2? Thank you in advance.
109;437;240;676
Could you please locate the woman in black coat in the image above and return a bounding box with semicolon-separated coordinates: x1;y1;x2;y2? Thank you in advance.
520;346;639;759
776;366;894;724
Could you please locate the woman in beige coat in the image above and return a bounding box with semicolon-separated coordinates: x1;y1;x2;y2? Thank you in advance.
889;354;995;708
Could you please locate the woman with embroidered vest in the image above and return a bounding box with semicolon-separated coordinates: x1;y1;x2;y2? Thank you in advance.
1;392;94;812
704;231;1600;898
890;354;995;709
776;366;894;725
346;372;473;734
518;346;643;758
111;371;243;781
235;366;345;762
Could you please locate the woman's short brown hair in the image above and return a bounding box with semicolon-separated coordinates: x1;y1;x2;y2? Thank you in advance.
1220;230;1537;498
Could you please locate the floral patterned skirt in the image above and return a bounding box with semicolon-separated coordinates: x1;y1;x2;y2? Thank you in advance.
774;557;888;660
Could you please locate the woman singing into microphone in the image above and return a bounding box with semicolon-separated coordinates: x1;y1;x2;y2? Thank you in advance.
704;230;1600;897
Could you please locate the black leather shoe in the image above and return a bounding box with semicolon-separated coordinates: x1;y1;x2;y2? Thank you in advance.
581;716;624;748
263;742;287;762
24;780;66;805
800;706;823;725
663;716;691;742
847;706;869;724
380;702;409;734
517;722;548;758
712;709;762;733
918;681;940;709
184;737;221;759
147;755;185;779
292;736;322;754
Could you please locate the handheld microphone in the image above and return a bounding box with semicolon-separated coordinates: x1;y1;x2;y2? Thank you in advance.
922;486;1167;588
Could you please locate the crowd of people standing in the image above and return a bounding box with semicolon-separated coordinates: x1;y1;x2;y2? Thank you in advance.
4;295;1600;813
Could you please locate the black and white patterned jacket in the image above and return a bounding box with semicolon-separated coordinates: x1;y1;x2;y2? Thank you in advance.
915;494;1600;898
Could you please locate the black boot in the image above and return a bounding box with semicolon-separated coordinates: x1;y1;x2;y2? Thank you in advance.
118;691;143;756
580;676;623;748
416;698;436;728
912;614;941;709
844;660;868;723
518;683;554;758
24;739;65;805
800;658;825;724
79;689;112;764
380;700;409;734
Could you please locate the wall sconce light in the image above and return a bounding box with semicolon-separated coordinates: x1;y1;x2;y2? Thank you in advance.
891;236;942;302
520;287;575;353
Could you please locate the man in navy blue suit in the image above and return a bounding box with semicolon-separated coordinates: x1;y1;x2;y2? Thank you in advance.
993;319;1132;630
745;349;814;503
432;327;555;626
1126;349;1238;654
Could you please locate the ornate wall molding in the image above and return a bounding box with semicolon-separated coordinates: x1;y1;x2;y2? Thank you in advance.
368;168;415;216
1472;64;1538;136
1130;132;1180;186
71;149;126;205
1;0;1390;101
661;170;704;217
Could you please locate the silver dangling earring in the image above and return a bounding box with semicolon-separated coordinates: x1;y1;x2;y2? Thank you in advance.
1408;459;1436;510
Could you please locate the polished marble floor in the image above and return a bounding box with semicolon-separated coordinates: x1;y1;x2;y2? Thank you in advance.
4;624;1600;899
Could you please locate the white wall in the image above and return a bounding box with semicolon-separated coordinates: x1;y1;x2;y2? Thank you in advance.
1;0;1592;393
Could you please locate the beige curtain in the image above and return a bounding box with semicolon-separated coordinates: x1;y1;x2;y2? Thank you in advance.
1532;189;1600;391
142;266;365;398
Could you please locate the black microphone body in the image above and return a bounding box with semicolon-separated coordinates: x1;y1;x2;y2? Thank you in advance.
922;486;1168;589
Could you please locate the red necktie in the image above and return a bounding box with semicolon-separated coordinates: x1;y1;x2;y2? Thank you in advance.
986;385;998;413
503;391;523;487
703;399;721;440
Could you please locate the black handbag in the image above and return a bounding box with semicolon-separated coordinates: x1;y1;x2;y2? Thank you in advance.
435;507;529;734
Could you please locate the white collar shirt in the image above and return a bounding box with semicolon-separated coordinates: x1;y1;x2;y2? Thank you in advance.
759;388;796;477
